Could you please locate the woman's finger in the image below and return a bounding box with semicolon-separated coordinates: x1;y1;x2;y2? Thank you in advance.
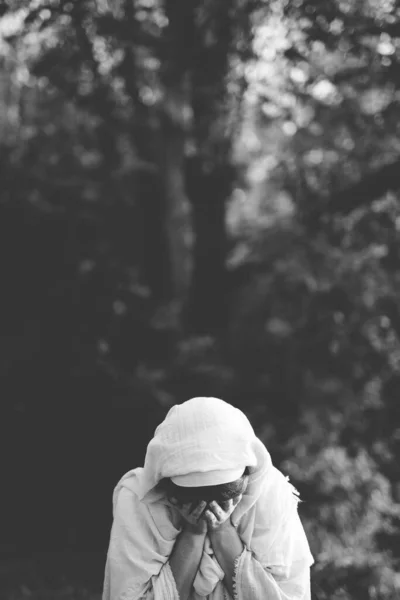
191;500;207;520
233;494;243;507
204;509;217;526
209;500;226;518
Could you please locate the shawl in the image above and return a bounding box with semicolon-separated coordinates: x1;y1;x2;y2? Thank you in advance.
103;397;314;600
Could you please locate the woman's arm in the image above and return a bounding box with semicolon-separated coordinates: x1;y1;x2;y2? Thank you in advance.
103;487;178;600
210;521;311;600
206;501;313;600
232;545;311;600
169;522;207;600
104;488;209;600
208;521;244;598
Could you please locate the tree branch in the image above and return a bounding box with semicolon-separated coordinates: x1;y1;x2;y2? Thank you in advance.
305;158;400;228
326;158;400;215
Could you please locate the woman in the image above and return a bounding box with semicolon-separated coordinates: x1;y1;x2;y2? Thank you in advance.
102;397;314;600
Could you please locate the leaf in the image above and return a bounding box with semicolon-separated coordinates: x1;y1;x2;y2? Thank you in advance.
24;8;43;26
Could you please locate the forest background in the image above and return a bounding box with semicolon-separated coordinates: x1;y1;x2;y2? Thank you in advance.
1;1;400;599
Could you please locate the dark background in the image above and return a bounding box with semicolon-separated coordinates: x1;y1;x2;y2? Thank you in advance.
0;1;399;599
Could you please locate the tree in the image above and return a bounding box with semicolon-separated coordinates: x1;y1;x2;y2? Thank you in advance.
1;0;259;335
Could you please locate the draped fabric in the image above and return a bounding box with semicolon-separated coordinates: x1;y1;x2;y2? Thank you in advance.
102;397;314;600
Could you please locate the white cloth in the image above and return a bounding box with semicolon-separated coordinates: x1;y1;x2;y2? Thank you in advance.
171;467;245;487
102;397;314;600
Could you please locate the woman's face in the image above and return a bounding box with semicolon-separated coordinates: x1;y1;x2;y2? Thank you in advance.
163;472;249;508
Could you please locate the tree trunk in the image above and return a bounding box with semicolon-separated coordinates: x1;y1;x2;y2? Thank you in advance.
153;0;194;328
185;158;234;334
304;157;400;231
136;171;172;303
181;2;236;335
117;0;193;324
159;102;192;307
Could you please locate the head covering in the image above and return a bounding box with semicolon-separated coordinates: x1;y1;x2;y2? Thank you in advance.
171;467;245;487
135;396;264;501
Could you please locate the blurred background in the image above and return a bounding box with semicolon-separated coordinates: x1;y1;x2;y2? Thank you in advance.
0;0;400;599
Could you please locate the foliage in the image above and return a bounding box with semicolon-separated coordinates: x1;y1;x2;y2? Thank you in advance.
1;1;400;599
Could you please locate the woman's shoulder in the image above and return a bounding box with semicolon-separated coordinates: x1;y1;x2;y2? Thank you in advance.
112;469;181;542
254;466;300;520
111;468;143;513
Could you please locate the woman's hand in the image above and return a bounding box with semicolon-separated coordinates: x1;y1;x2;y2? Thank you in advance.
169;498;208;535
204;498;245;598
204;495;243;532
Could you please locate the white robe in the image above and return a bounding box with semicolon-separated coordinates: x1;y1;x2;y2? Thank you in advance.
102;397;314;600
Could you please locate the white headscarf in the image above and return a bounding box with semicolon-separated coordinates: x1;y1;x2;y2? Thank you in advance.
106;397;313;599
136;397;264;500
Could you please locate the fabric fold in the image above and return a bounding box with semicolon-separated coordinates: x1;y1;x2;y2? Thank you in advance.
193;536;225;596
152;562;180;600
233;547;312;600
